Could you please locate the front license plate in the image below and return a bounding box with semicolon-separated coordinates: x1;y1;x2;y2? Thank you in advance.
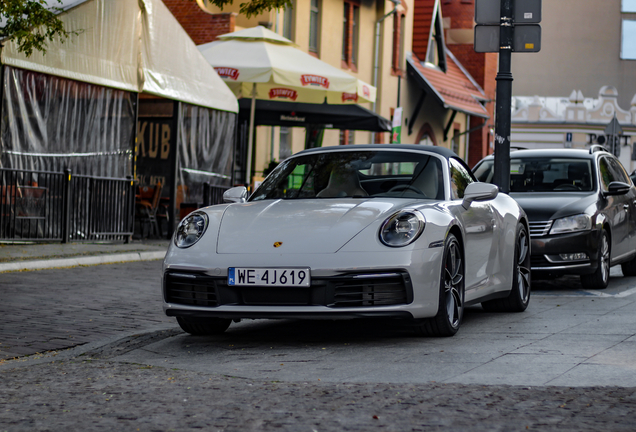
228;267;311;287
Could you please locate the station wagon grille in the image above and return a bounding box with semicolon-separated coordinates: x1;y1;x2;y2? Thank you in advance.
529;220;553;237
164;271;413;308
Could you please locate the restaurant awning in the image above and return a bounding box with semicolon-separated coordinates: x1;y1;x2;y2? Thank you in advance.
0;0;238;113
237;99;392;132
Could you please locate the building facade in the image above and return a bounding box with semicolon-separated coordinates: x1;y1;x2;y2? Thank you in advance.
510;0;636;111
168;0;413;183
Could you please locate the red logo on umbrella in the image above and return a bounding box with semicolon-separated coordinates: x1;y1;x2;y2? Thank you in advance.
269;88;298;101
300;74;330;89
362;85;371;98
214;67;240;80
342;92;358;102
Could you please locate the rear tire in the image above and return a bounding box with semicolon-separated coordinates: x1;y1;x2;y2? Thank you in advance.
620;254;636;276
176;317;231;335
482;223;531;312
580;229;610;290
414;234;464;337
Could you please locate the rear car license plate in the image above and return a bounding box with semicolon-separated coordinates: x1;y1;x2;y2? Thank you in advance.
228;267;310;287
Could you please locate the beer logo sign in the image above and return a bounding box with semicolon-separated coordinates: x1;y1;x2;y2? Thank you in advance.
214;67;240;80
300;74;330;89
342;92;358;103
269;88;298;101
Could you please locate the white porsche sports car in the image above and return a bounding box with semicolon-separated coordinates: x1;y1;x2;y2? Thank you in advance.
162;145;530;337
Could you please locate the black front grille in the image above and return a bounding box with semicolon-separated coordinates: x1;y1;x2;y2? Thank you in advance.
331;274;410;307
164;271;412;308
164;273;218;307
531;255;551;268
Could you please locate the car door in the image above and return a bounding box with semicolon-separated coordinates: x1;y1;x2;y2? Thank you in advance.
598;156;631;260
448;158;498;296
606;156;636;258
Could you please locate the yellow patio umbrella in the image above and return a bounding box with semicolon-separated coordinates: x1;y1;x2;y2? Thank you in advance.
198;26;377;185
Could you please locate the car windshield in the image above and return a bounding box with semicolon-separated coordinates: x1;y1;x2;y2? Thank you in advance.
473;157;594;192
250;150;445;201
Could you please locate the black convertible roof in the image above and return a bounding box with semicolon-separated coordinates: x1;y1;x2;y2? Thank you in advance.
296;144;459;159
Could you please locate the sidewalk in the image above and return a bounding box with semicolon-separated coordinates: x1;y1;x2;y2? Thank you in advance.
0;239;169;272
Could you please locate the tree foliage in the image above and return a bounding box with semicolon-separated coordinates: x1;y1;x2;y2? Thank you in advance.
198;0;292;18
0;0;291;58
0;0;71;57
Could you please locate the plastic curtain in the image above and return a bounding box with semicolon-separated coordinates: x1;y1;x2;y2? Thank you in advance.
176;102;236;206
0;66;135;177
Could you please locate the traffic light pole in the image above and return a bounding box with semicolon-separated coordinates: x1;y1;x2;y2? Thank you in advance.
493;0;514;193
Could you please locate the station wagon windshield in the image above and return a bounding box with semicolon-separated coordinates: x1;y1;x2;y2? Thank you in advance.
250;151;444;201
473;158;594;192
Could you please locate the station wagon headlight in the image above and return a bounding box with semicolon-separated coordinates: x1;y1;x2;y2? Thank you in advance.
550;214;592;235
174;211;208;248
379;210;426;247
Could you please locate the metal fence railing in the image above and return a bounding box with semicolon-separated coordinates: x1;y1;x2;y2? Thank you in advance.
202;183;229;207
0;167;134;243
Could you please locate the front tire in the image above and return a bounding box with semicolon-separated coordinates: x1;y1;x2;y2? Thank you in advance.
415;233;464;337
482;223;531;312
176;317;232;335
580;229;610;290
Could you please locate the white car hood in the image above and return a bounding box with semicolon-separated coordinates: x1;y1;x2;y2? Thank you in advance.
216;199;407;254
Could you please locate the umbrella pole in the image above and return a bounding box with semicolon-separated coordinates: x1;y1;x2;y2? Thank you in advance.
246;83;257;190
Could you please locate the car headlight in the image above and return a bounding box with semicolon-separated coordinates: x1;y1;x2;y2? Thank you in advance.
174;211;208;248
379;210;426;247
550;214;592;234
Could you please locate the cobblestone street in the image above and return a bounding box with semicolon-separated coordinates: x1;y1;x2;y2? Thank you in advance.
0;260;172;360
1;259;636;431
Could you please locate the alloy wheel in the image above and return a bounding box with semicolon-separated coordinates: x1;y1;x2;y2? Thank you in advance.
600;232;610;284
516;228;531;303
444;239;464;328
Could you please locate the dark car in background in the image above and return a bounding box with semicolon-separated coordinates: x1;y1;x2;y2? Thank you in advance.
473;146;636;289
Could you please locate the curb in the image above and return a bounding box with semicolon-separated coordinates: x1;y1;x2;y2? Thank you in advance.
0;251;166;273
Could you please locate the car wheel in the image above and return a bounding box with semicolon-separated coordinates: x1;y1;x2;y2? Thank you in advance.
415;233;464;337
482;223;531;312
580;229;610;290
620;254;636;276
176;317;232;335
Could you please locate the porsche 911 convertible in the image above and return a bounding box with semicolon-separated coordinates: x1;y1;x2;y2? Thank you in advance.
162;145;531;337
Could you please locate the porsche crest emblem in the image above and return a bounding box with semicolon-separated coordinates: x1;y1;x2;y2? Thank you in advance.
273;242;283;248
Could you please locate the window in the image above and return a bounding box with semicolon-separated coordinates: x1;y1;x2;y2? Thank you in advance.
449;158;474;199
279;127;292;160
426;5;447;71
339;130;354;145
392;13;406;73
342;1;359;68
622;19;636;60
283;3;294;40
309;0;320;53
622;0;636;12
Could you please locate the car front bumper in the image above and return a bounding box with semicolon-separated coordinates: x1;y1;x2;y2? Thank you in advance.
162;247;446;321
530;229;600;275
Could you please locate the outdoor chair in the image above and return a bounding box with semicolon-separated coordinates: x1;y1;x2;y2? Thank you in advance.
135;182;163;238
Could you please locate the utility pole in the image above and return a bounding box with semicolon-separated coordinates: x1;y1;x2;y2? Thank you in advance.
474;0;542;193
492;0;513;193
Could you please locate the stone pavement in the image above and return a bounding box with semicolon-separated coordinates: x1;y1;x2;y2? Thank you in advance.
1;247;635;430
0;240;171;360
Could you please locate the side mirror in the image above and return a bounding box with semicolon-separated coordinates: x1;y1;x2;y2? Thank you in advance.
604;181;631;196
223;186;248;203
462;182;499;209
